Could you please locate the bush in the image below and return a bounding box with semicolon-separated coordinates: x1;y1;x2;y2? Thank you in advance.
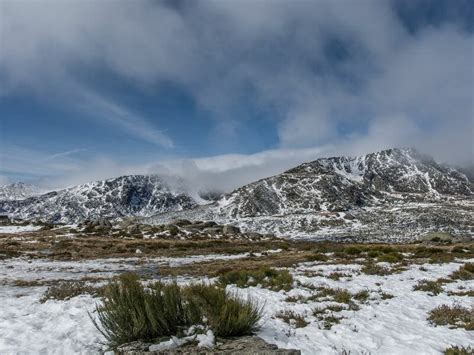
92;274;262;348
92;274;193;347
185;284;262;337
218;267;293;291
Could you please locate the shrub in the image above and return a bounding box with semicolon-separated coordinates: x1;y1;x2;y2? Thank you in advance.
413;280;443;296
428;304;474;330
92;274;262;348
92;274;193;347
185;284;262;337
218;267;293;291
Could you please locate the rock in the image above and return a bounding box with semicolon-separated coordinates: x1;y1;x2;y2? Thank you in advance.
422;232;454;243
127;224;142;235
203;227;223;234
116;336;300;354
223;225;240;235
171;219;192;227
246;232;262;239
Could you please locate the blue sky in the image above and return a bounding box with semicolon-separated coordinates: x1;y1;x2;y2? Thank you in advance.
0;0;473;190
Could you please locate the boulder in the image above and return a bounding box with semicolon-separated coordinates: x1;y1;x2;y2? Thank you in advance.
223;225;240;235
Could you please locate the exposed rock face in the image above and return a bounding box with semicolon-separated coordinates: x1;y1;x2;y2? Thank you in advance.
0;175;197;224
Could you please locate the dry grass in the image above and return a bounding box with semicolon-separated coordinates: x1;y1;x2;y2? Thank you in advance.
40;281;103;303
428;304;474;330
275;310;309;328
413;280;444;296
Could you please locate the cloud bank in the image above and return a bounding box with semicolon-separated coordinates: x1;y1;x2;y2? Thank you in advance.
0;0;472;189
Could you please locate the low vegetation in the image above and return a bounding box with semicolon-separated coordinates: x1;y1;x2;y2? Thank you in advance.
413;280;443;296
40;281;103;303
218;267;293;291
428;304;474;330
444;345;474;355
92;273;262;348
449;263;474;281
275;310;309;328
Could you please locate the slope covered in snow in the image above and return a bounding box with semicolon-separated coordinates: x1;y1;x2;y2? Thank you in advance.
0;175;197;223
146;148;473;241
0;182;44;201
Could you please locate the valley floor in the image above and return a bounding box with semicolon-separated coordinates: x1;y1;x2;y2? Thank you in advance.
0;225;472;354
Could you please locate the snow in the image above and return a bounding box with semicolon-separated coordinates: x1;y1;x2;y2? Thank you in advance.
247;261;474;354
0;255;472;354
0;225;42;233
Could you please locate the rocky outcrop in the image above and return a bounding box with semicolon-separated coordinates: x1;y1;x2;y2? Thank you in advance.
116;336;300;355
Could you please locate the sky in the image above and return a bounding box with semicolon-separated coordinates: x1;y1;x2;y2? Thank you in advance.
0;0;473;193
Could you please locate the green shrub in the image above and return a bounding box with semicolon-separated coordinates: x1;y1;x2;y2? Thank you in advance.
92;274;262;348
92;274;193;347
185;284;262;337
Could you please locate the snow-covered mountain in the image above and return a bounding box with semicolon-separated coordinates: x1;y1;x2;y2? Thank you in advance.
146;148;473;241
0;182;44;201
0;175;197;223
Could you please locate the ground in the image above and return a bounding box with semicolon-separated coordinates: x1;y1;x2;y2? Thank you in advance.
0;223;472;354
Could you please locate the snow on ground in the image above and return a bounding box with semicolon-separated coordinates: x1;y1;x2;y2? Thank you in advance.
0;255;472;354
0;286;103;354
242;261;474;355
0;225;42;234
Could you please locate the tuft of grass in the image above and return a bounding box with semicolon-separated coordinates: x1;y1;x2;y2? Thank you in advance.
327;272;351;281
444;345;474;355
92;273;262;348
413;280;443;296
377;252;403;263
276;310;309;328
343;247;362;255
353;290;370;302
428;304;474;330
361;262;391;276
449;263;474;281
41;281;102;303
218;267;293;291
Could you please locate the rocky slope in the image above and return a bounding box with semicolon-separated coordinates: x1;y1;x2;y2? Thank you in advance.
0;175;197;223
146;148;473;242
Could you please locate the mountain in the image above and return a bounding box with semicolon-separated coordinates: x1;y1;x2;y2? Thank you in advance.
0;182;44;201
0;175;197;223
146;148;473;242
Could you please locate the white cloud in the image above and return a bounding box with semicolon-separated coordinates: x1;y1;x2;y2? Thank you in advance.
0;0;472;177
